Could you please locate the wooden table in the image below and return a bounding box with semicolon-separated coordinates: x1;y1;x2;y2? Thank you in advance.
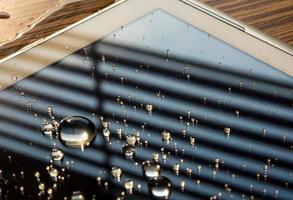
0;0;292;60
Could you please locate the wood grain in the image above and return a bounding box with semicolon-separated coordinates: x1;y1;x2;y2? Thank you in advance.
201;0;293;46
0;0;114;59
0;0;292;60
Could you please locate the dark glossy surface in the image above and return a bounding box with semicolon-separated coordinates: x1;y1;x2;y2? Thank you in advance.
0;10;292;200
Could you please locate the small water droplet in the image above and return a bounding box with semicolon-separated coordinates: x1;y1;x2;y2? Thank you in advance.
172;164;180;175
125;135;136;146
116;128;122;139
180;181;185;192
51;148;64;161
146;104;153;115
101;55;106;62
58;116;96;148
239;81;243;90
124;179;134;191
103;128;111;138
48;168;59;180
235;110;240;118
122;144;135;159
262;128;267;138
142;161;161;179
38;183;45;191
111;167;122;180
161;130;171;142
71;191;85;200
47;106;54;117
224;127;231;138
152;153;160;162
12;75;18;81
148;176;172;199
189;137;195;146
120;77;125;84
41;121;58;135
19;185;24;193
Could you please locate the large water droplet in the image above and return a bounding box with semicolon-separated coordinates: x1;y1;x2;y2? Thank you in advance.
142;160;161;179
58;116;96;148
148;176;172;199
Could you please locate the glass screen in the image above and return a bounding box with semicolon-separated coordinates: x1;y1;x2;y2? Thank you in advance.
0;9;292;200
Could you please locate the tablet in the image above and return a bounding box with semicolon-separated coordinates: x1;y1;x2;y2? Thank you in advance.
0;0;292;199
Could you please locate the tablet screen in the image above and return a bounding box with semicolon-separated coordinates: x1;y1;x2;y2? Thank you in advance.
0;9;292;200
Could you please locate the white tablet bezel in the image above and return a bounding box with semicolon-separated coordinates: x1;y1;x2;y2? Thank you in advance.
0;0;292;90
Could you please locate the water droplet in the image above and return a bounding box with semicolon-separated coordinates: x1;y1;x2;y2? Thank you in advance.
122;144;135;159
112;64;117;72
239;81;243;90
19;186;24;193
125;135;136;146
116;128;122;139
96;176;102;185
180;181;185;192
189;137;195;146
172;164;180;175
58;116;96;148
224;127;231;138
262;128;267;138
146;104;153;115
51;148;64;161
124;179;134;191
215;158;220;170
34;171;40;178
111;167;122;180
186;168;192;177
197;165;202;173
148;176;172;199
102;121;108;129
102;129;111;138
161;131;171;142
235;110;240;118
71;191;85;200
38;183;45;191
0;176;7;197
120;77;125;84
48;168;59;180
47;106;53;116
196;179;201;186
41;121;58;135
142;161;161;179
12;75;18;81
203;97;207;104
101;55;105;62
152;153;159;162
